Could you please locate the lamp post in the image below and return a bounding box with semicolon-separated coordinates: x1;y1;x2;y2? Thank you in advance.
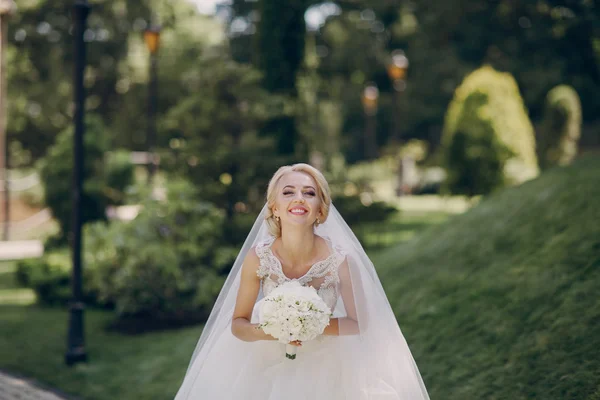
65;0;90;366
361;83;379;159
144;24;160;183
0;0;16;241
387;50;410;195
386;50;408;143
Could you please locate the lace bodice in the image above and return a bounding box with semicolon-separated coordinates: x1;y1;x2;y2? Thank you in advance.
255;237;346;311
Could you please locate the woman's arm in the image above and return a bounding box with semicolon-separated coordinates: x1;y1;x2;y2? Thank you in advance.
323;258;360;336
231;249;277;342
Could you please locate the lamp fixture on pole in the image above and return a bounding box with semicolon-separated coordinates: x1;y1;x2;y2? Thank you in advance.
387;50;409;92
361;83;379;159
387;50;411;196
144;24;160;183
387;49;409;143
361;84;379;116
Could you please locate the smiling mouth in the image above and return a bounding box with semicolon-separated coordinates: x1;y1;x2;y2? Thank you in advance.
288;208;308;215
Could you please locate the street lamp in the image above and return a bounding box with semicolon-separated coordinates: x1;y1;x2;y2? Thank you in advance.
65;0;90;366
361;83;379;159
387;50;411;196
387;50;409;142
0;0;17;241
144;24;160;183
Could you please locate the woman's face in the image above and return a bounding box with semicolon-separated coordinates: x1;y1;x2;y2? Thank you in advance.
272;171;322;228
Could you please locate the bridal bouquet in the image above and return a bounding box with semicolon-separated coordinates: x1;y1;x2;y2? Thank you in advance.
258;281;332;360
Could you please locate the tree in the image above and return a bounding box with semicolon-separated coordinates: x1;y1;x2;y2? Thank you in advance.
6;0;223;162
38;115;133;242
159;51;285;244
255;0;307;156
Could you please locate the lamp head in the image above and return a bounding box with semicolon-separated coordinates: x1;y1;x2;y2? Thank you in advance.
144;25;161;54
387;50;409;81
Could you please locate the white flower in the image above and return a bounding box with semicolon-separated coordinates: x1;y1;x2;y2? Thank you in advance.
258;281;331;345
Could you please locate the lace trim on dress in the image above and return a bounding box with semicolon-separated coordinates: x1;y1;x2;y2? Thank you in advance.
255;236;346;310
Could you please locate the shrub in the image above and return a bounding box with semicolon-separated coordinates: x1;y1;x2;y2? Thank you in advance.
537;85;582;170
442;66;538;195
326;155;398;228
333;194;397;228
15;251;102;307
104;150;135;204
38;115;134;242
84;178;232;324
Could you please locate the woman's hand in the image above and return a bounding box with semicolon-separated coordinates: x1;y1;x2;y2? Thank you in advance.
288;340;302;347
251;323;277;342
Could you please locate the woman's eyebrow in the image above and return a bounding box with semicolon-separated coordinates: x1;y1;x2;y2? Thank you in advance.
282;185;316;190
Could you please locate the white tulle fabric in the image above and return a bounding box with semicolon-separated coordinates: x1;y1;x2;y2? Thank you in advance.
174;204;430;400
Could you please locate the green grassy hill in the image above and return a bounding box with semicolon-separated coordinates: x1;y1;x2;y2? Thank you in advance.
377;156;600;399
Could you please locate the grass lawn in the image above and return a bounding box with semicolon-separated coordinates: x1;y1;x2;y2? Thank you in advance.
377;156;600;400
361;210;452;249
0;281;199;400
0;208;449;399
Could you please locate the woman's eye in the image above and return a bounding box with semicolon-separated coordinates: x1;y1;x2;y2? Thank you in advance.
283;191;293;195
305;191;316;196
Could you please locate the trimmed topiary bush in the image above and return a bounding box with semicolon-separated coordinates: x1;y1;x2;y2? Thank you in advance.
442;66;539;195
537;85;582;170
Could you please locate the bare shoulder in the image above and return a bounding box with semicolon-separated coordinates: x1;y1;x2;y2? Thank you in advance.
338;256;350;276
241;247;261;275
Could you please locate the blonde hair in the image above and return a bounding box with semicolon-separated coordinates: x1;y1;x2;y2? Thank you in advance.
265;163;331;237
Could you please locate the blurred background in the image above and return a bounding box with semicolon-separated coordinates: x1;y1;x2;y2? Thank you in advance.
0;0;598;399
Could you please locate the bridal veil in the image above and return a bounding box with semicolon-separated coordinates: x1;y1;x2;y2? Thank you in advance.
174;204;430;400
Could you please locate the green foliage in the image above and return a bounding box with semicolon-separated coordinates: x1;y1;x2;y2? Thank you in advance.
256;0;306;94
84;178;232;322
394;0;599;143
38;115;133;241
7;0;223;162
38;115;108;239
255;0;308;155
324;155;398;244
160;52;287;243
15;251;101;307
333;194;397;238
377;155;600;399
442;66;539;195
104;150;135;204
538;85;582;170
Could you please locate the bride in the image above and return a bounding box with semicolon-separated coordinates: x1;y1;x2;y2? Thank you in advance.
174;163;430;399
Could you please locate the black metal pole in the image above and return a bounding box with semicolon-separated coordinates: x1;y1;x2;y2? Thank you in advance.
365;113;377;160
391;88;400;143
392;87;404;195
147;53;157;183
65;0;89;366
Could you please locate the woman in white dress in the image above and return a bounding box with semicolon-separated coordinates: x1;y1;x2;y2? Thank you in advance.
174;163;430;400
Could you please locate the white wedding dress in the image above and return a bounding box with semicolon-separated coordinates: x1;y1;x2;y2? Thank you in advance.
174;206;430;400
